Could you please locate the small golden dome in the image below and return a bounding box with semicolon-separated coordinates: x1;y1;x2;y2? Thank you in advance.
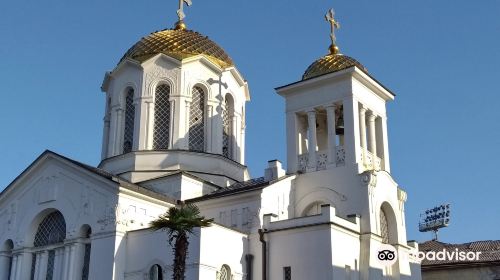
302;53;367;80
121;29;233;68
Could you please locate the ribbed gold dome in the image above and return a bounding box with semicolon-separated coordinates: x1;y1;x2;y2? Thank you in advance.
302;54;367;80
121;29;233;68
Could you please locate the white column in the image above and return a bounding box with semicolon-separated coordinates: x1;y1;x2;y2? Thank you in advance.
307;110;318;170
206;104;213;153
168;99;176;149
183;100;191;150
0;252;11;280
231;115;238;161
15;251;32;280
62;245;70;279
368;113;377;155
380;116;391;172
36;251;48;280
359;107;367;164
54;247;65;280
69;243;85;280
100;114;110;160
114;108;124;155
145;100;154;150
326;105;337;165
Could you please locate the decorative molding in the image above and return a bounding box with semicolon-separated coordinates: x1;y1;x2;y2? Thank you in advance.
145;67;179;97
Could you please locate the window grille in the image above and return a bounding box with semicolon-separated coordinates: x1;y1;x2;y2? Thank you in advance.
283;266;291;280
222;97;232;158
153;84;171;150
217;265;231;280
189;86;205;152
82;244;91;280
46;250;55;280
149;264;163;280
34;211;66;247
380;209;389;244
123;88;135;153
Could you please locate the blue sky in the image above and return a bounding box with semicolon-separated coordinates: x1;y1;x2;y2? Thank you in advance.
0;0;499;244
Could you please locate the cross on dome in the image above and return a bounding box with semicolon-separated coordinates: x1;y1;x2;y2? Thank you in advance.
175;0;193;30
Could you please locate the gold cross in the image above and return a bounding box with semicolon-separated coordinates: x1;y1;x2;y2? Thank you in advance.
177;0;192;21
325;8;340;48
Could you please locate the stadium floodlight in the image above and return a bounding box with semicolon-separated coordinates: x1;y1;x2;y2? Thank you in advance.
419;204;451;241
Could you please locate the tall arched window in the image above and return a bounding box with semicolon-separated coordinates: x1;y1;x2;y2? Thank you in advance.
123;88;135;153
380;208;389;244
189;86;206;152
153;84;171;150
222;95;234;158
149;264;163;280
31;211;66;280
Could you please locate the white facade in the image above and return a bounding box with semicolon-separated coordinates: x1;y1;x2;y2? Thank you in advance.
0;21;421;280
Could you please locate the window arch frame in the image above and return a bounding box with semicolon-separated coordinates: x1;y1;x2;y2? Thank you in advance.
222;93;235;159
188;84;208;152
153;81;173;150
122;86;136;154
379;202;398;245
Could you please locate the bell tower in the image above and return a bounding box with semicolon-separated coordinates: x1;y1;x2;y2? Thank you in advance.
98;5;250;187
276;10;394;175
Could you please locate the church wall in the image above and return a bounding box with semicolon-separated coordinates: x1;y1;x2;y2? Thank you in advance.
199;224;247;280
266;224;334;280
124;225;247;280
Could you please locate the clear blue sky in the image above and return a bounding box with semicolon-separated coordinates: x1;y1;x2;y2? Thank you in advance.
1;0;499;244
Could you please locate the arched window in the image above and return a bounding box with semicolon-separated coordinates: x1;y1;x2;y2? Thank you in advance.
123;88;135;153
189;86;206;152
149;264;163;280
380;208;389;244
217;265;231;280
31;211;66;280
153;84;171;150
222;95;233;158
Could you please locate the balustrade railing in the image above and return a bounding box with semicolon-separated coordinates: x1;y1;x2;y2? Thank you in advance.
298;146;345;172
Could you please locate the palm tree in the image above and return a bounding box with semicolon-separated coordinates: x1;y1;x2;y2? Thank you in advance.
150;203;213;280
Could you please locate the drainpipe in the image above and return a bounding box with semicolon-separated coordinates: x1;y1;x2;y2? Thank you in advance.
258;229;267;280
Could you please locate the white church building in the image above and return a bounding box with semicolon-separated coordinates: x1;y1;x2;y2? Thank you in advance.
0;6;422;280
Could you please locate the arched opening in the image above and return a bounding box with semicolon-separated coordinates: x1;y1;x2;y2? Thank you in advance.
303;201;325;216
148;264;163;280
1;239;14;280
81;224;92;280
123;87;136;153
222;94;234;159
189;86;206;152
379;203;398;245
31;210;66;280
153;84;171;150
217;264;231;280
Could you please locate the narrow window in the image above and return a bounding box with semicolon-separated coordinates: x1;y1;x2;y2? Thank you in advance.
189;86;205;152
283;266;291;280
149;264;163;280
153;84;171;150
230;209;238;228
81;226;92;280
222;95;233;158
380;208;389;244
123;88;135;153
217;265;231;280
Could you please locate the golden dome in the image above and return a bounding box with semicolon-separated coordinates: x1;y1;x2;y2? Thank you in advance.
121;28;233;68
302;53;367;80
